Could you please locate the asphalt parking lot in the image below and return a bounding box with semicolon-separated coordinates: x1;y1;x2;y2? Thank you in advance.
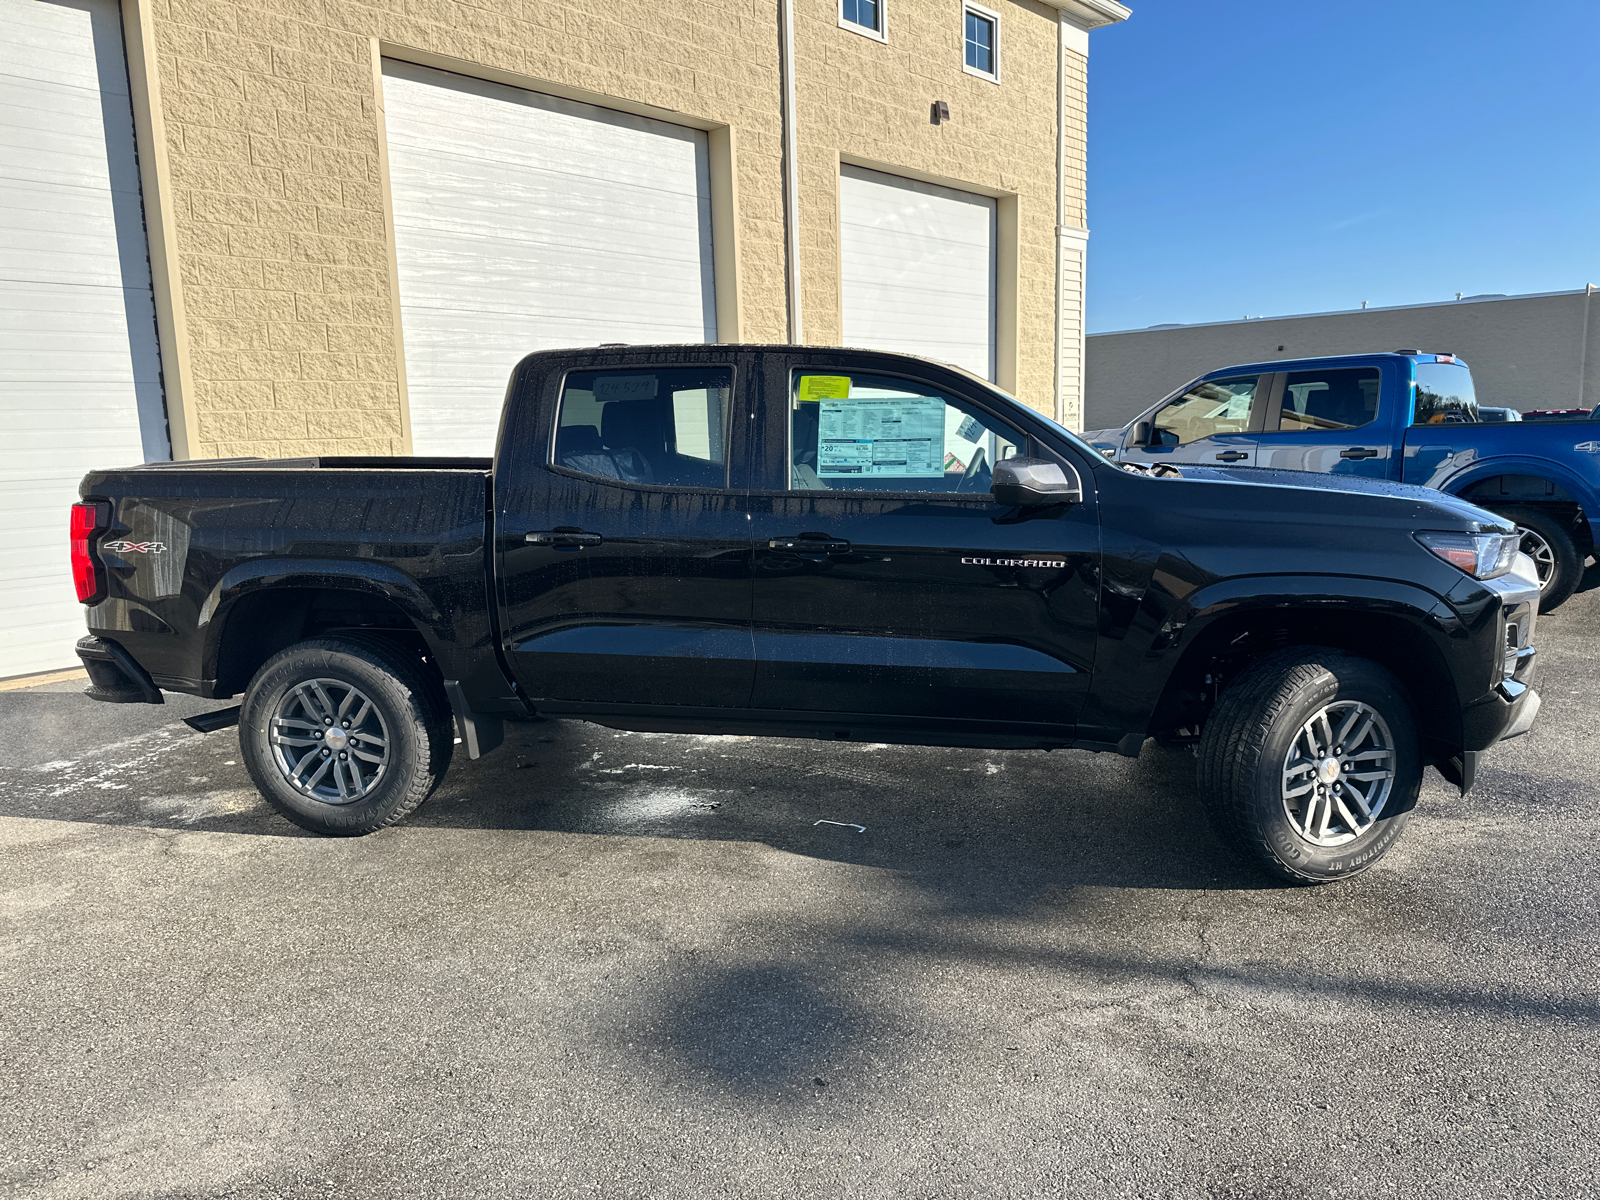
3;575;1598;1200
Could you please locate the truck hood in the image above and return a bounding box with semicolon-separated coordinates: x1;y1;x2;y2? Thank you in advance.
1127;462;1515;534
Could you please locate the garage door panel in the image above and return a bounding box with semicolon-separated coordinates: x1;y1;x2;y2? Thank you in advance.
839;165;996;381
388;187;713;264
0;0;167;677
382;59;717;457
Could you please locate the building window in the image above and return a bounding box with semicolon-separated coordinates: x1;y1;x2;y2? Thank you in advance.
963;4;998;81
840;0;885;40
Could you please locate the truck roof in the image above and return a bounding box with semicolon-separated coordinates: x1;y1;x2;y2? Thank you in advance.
1199;351;1466;379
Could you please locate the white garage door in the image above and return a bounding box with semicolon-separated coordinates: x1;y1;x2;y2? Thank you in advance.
0;0;168;679
381;61;718;456
839;164;997;381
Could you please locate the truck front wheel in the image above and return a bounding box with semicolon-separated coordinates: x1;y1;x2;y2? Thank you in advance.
1196;649;1421;884
1491;505;1581;613
239;635;454;836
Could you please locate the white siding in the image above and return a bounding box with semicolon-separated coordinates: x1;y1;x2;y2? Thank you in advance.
0;0;167;678
839;165;997;381
381;61;718;456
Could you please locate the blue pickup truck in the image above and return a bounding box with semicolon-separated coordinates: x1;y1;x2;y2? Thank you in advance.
1085;351;1599;610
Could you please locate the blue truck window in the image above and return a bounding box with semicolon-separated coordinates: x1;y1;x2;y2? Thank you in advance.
1413;363;1480;425
1154;376;1258;446
1278;368;1380;433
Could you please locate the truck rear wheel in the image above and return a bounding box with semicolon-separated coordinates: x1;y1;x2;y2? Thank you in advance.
239;635;453;836
1492;505;1581;613
1196;649;1421;884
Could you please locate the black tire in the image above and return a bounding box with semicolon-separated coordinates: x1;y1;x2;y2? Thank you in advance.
1491;505;1581;613
1196;648;1421;884
239;635;453;836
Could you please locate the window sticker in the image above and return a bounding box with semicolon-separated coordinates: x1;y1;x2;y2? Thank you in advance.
594;375;658;402
817;397;946;478
797;375;852;403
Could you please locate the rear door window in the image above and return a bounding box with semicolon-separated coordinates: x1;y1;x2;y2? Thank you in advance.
553;367;732;488
1277;367;1381;432
1412;363;1479;424
1151;376;1259;447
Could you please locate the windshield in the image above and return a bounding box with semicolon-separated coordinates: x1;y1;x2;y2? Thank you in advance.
931;363;1109;462
1412;362;1480;424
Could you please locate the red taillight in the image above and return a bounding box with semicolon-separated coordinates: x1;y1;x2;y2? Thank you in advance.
70;501;108;604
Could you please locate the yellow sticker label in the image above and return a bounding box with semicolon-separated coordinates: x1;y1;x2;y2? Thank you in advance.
796;375;851;402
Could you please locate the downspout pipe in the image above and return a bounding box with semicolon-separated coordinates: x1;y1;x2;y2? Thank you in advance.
1053;15;1066;426
779;0;803;343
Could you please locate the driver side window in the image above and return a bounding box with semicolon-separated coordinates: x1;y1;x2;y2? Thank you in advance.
1152;376;1259;447
789;372;1024;493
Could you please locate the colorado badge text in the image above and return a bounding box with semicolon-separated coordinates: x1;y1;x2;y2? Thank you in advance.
961;556;1067;568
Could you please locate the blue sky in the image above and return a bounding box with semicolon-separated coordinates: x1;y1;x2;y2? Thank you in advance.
1086;0;1600;333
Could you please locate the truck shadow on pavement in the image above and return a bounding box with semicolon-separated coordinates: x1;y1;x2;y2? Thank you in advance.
412;717;1283;898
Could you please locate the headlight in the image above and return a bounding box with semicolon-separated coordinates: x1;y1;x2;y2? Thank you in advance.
1415;530;1520;580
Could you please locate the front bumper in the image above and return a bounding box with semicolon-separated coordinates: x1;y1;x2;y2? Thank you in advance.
1447;551;1542;792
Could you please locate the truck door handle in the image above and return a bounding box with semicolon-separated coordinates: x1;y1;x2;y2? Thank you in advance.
1215;450;1249;462
526;528;603;548
1339;447;1379;459
769;536;850;555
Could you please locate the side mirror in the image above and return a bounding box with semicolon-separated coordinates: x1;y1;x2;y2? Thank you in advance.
991;457;1083;508
1130;420;1154;447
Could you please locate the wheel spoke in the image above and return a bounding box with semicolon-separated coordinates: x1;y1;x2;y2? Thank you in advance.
1284;759;1316;782
1333;706;1363;748
1346;748;1391;762
350;747;383;764
1346;712;1376;752
351;699;372;727
1341;781;1374;819
347;754;365;790
1295;794;1319;838
294;684;325;723
291;746;321;776
1284;780;1316;799
351;731;387;748
1346;769;1392;783
302;757;333;791
309;682;339;724
1315;711;1336;754
275;717;321;732
271;734;321;748
335;687;357;720
1332;793;1363;832
334;759;351;800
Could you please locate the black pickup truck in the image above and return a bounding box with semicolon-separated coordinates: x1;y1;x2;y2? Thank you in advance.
72;345;1542;883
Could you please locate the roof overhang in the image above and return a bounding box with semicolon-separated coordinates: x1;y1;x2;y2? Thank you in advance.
1049;0;1131;29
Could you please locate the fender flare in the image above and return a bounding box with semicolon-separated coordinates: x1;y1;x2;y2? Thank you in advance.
1166;574;1461;649
1436;455;1600;520
1080;572;1472;751
197;558;449;683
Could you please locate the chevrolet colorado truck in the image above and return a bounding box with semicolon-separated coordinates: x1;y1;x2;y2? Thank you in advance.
71;345;1542;883
1084;351;1599;610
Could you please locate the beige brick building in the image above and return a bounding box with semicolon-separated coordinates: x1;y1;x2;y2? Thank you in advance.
7;0;1126;456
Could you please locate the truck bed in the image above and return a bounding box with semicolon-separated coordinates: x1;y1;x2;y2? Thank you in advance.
78;458;501;704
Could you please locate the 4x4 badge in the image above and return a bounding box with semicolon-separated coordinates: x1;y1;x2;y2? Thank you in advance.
103;540;167;554
1574;441;1600;454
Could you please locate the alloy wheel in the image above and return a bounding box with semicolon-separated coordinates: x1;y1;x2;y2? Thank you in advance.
1516;525;1557;592
269;678;390;804
1281;700;1396;847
